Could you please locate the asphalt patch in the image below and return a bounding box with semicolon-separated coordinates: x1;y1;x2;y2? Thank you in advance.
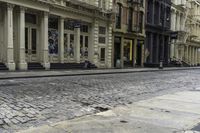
191;123;200;131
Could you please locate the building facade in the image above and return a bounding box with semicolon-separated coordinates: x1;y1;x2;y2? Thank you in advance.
0;0;113;70
170;0;200;66
145;0;171;67
112;0;145;68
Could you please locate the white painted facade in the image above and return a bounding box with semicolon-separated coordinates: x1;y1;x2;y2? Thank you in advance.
171;0;200;66
0;0;113;70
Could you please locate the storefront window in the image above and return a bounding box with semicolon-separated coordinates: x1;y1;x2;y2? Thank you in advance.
48;17;59;54
69;34;74;57
80;35;89;58
25;13;37;24
85;36;88;57
31;29;37;54
64;20;74;31
25;28;28;54
81;25;88;33
64;33;68;56
80;35;84;57
48;30;58;54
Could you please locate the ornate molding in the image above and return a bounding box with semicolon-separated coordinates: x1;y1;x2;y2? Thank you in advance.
6;3;15;10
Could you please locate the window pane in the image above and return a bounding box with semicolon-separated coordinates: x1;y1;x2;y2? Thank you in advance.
49;17;58;29
99;37;106;44
25;28;28;54
64;20;74;31
100;48;105;62
31;29;37;54
25;13;37;24
80;35;84;56
85;36;88;48
64;33;68;54
48;30;58;54
99;26;106;35
69;34;74;57
85;36;89;57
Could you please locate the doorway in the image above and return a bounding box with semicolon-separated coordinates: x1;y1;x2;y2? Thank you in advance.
124;39;133;67
136;43;142;66
114;37;121;67
25;27;37;62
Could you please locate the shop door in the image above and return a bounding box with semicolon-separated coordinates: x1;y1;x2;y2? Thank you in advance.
124;40;133;67
64;32;75;62
114;37;121;67
136;44;142;66
80;35;89;61
25;27;37;62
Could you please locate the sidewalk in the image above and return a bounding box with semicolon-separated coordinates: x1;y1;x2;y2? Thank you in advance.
0;67;200;80
17;88;200;133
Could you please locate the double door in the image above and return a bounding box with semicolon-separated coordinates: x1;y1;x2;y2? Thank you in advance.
63;30;89;62
25;26;37;62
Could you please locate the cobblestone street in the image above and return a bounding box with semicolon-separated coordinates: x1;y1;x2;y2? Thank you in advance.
0;69;200;132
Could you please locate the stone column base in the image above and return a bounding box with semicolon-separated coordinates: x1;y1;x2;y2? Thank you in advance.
18;62;27;70
6;62;16;71
41;62;50;70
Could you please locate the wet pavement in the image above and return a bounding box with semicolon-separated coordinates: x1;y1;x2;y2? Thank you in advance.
0;69;200;132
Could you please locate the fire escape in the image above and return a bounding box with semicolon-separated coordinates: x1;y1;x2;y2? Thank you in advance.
175;0;192;64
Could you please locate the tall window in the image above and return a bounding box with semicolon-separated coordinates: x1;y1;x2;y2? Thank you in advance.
147;0;153;23
138;11;143;33
128;8;133;32
48;17;59;54
99;26;106;44
100;48;106;62
140;0;144;7
116;3;122;29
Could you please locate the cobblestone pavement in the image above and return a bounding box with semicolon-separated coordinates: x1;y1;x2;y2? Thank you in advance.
0;70;200;132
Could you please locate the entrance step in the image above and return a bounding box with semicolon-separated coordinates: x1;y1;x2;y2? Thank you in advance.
0;63;8;71
50;63;97;70
28;63;45;70
181;60;190;67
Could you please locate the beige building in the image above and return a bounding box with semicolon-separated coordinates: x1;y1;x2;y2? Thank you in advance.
171;0;200;66
112;0;145;68
0;0;113;70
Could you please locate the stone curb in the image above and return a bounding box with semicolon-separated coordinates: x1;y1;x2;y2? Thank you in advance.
0;67;199;80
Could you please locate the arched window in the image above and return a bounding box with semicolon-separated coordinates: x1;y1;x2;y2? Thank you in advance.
116;3;122;29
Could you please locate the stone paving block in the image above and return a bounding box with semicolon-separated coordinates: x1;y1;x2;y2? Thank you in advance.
0;119;4;125
15;117;27;124
26;114;34;118
3;118;11;125
0;114;4;119
11;118;19;124
0;70;199;132
2;124;10;129
17;112;25;117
